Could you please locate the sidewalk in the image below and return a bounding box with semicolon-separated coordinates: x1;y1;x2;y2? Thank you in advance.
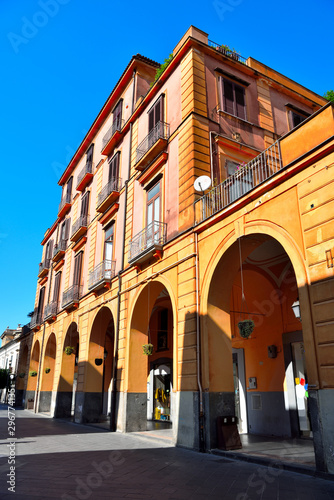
0;404;334;499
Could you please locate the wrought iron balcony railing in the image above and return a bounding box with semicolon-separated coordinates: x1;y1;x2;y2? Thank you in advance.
76;160;94;190
62;284;83;309
136;121;170;164
195;140;282;224
44;301;58;321
129;221;167;263
208;40;248;65
88;259;116;291
53;239;67;259
58;192;72;216
102;119;125;150
38;258;51;277
97;178;122;210
30;309;43;329
71;215;89;239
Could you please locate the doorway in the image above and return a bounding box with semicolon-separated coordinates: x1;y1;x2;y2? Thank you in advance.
232;348;248;434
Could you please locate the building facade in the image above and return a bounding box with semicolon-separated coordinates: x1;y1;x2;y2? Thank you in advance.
22;27;334;473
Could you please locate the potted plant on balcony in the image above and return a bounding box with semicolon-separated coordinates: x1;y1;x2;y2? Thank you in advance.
238;319;255;339
64;346;75;355
29;370;37;377
142;343;154;355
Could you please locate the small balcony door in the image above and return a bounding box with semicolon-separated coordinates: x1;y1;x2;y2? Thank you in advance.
147;182;160;247
104;225;114;279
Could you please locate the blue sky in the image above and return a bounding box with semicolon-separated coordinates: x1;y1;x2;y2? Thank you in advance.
0;0;333;338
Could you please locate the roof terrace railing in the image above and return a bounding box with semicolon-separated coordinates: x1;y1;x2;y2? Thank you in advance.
208;40;248;65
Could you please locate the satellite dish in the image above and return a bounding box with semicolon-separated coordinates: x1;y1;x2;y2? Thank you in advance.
194;175;212;193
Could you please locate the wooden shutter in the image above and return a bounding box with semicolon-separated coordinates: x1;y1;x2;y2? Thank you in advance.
73;252;83;286
86;144;94;167
235;85;246;119
108;152;120;182
223;80;234;115
66;176;73;200
80;191;90;217
37;287;45;314
113;100;123;129
48;240;54;259
53;272;61;303
148;95;164;131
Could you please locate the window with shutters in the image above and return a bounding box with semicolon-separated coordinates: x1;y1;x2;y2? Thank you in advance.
148;95;164;132
287;109;309;130
86;144;94;167
108;152;120;183
53;271;62;306
219;77;246;120
60;218;70;243
66;176;73;202
112;100;123;133
81;191;90;218
73;252;83;287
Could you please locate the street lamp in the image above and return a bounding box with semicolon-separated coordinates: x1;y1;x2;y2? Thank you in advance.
292;298;301;321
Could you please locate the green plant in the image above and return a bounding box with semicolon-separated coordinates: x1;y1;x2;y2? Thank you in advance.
142;343;154;355
65;346;75;355
238;319;255;339
45;367;51;374
18;372;25;378
29;371;37;377
323;90;334;103
151;53;173;86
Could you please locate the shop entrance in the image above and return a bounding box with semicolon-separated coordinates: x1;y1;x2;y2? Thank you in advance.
127;281;174;432
147;361;171;422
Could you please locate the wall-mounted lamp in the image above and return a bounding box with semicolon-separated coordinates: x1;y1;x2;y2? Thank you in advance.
291;298;301;321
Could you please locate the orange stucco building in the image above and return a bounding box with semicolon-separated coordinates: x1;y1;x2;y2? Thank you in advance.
19;27;334;473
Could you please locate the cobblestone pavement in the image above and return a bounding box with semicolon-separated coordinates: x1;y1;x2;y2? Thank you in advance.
0;404;334;499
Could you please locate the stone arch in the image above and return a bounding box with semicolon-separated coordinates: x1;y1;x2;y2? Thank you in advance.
39;332;57;413
54;322;79;418
200;225;316;448
81;305;116;423
125;277;176;432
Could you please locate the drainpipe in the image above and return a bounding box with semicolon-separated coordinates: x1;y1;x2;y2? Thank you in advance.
110;69;136;431
195;231;205;452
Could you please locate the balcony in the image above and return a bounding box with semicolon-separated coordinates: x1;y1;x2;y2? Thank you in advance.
135;121;170;171
101;119;125;156
88;260;116;293
76;161;94;192
30;309;42;331
58;193;72;218
44;301;58;322
96;178;122;213
53;239;67;262
208;40;248;65
129;221;167;265
62;284;82;311
38;259;51;278
70;215;89;242
195;140;282;224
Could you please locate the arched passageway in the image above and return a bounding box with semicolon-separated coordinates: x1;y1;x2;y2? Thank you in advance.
39;332;57;413
81;306;115;423
54;322;79;418
126;281;174;432
204;234;310;449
